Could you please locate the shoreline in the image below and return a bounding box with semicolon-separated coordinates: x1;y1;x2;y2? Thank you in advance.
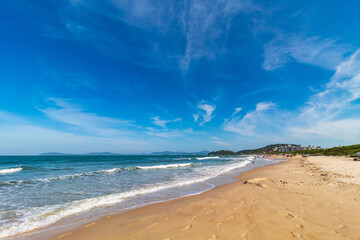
12;156;277;240
40;158;284;240
18;156;360;239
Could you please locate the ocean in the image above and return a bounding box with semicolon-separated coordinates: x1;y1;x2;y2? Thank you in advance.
0;155;278;239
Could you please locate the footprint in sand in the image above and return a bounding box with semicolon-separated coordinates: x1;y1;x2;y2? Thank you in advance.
241;232;248;240
147;223;158;229
209;235;218;240
177;208;183;212
216;222;222;228
290;232;305;239
337;224;346;229
233;208;239;212
296;223;304;229
191;215;197;220
227;215;234;220
181;224;192;231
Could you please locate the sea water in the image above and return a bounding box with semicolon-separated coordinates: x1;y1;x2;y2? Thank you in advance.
0;155;279;239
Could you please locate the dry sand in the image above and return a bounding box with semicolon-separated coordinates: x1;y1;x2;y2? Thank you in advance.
47;156;360;240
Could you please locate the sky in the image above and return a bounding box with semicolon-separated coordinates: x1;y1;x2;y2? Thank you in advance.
1;0;360;154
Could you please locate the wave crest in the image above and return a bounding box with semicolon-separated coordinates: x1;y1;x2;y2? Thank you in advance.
196;156;220;160
136;163;193;170
0;167;22;174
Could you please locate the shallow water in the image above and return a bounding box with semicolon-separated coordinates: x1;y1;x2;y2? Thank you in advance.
0;155;278;239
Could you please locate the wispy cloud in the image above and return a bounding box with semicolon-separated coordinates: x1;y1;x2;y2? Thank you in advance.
180;0;257;72
38;98;136;136
194;101;216;126
210;136;229;146
223;101;276;136
0;111;150;155
151;116;181;128
146;127;196;139
17;0;258;74
232;107;242;117
263;33;351;71
288;48;360;143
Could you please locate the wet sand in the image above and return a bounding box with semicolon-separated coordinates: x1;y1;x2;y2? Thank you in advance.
47;156;360;240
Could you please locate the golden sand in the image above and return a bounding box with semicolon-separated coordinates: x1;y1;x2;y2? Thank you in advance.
46;156;360;240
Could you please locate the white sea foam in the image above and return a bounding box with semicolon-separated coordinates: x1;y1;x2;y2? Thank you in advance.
196;156;220;160
1;165;194;186
36;167;133;182
0;160;251;238
137;163;193;170
0;167;22;174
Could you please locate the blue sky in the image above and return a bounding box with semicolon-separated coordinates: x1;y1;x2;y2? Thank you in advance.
1;0;360;154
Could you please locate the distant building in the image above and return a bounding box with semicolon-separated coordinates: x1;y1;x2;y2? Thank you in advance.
272;144;321;152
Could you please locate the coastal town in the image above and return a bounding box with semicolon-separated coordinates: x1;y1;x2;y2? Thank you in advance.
270;144;321;152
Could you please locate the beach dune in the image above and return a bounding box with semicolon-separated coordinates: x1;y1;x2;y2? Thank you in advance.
48;156;360;240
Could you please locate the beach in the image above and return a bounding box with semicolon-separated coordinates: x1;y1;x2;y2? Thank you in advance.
1;155;274;239
44;156;360;240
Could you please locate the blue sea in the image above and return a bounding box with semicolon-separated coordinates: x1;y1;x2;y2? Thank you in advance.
0;155;277;239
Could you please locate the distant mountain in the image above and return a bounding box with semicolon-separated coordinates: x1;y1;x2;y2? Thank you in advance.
40;152;121;156
86;152;122;155
208;150;236;155
151;151;209;155
40;152;71;156
40;151;209;156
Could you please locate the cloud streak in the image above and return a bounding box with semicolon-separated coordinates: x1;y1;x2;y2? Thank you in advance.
223;101;276;136
263;33;351;71
39;98;137;136
151;116;181;128
289;48;360;143
0;110;150;155
194;101;216;126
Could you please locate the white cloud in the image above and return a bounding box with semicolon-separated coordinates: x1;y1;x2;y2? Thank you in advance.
151;116;181;128
180;0;256;72
255;102;275;111
146;127;197;139
232;107;242;117
211;140;230;146
223;101;276;136
0;111;150;155
16;0;260;74
263;33;350;71
39;98;136;136
290;119;360;144
195;101;216;126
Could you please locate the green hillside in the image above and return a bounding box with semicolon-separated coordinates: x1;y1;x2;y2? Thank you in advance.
236;144;298;155
294;144;360;156
208;144;360;156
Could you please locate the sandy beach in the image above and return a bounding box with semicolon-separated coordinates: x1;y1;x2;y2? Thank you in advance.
46;156;360;240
